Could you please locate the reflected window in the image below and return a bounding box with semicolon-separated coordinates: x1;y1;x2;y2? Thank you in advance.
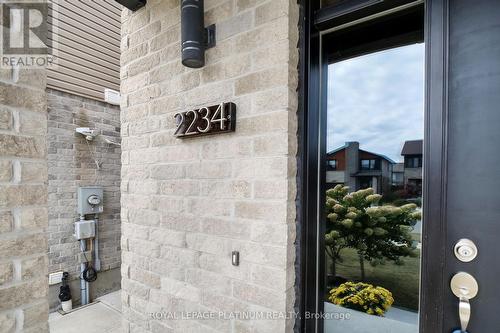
392;172;404;185
328;159;337;170
405;156;422;168
360;159;377;170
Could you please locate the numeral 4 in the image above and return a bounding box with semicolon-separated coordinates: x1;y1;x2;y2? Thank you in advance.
211;102;227;130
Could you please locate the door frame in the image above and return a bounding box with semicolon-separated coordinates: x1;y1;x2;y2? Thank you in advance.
297;0;450;332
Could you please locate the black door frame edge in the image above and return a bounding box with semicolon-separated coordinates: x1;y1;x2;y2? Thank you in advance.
296;0;449;332
419;0;448;331
296;0;322;332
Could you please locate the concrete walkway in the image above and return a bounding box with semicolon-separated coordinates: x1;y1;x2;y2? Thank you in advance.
49;290;122;333
323;302;418;333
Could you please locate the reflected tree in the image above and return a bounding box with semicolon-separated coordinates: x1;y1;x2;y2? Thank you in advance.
325;185;420;282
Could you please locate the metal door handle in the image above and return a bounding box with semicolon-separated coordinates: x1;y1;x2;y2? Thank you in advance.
450;272;478;332
458;297;471;332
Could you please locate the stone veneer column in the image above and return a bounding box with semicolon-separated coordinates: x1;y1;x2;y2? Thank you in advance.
0;65;49;331
120;0;299;332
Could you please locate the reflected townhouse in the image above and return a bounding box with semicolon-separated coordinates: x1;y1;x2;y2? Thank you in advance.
326;140;423;197
325;142;394;194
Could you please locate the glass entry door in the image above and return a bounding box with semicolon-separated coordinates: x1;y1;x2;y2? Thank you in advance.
302;3;427;332
322;43;424;333
305;0;500;332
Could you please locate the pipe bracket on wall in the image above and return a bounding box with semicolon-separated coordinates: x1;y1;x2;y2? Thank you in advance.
205;24;216;50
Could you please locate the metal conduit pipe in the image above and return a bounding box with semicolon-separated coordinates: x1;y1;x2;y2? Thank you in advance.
94;215;101;271
79;238;89;305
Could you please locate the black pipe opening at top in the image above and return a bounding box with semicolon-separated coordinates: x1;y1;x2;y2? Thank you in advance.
115;0;147;12
181;0;206;68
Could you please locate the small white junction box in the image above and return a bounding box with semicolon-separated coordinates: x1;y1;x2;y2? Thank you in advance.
75;220;96;240
104;88;121;105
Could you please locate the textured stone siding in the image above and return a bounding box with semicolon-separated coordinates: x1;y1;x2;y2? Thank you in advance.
47;89;121;304
120;0;299;332
0;66;49;332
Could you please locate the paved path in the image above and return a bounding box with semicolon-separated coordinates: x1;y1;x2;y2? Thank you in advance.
49;290;122;333
323;302;418;333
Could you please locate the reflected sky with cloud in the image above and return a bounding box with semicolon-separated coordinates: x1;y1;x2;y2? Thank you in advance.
327;43;425;162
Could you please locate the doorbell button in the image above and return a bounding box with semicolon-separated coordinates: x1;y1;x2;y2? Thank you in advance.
454;239;478;262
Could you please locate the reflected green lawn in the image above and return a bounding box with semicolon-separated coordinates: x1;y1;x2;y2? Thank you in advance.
333;246;421;311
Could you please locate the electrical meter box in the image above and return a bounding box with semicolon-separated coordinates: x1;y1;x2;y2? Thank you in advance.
75;220;96;240
77;186;104;215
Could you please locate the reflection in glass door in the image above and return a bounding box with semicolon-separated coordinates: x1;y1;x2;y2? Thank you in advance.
323;44;424;332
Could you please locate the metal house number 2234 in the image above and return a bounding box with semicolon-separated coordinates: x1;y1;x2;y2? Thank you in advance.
174;102;236;138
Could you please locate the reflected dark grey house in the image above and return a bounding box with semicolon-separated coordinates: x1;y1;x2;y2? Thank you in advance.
402;139;423;195
326;141;394;194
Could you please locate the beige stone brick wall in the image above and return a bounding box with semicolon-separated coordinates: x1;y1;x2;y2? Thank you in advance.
120;0;299;332
0;66;49;332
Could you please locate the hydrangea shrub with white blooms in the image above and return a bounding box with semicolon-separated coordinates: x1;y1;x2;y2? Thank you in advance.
325;185;420;279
